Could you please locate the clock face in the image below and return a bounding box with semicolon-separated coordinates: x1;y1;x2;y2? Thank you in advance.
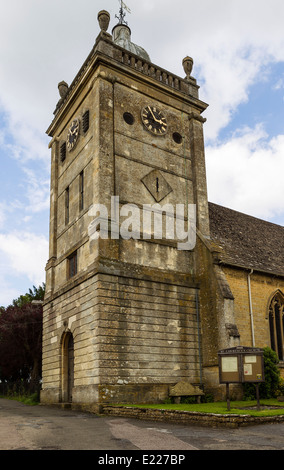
67;119;80;151
141;106;167;135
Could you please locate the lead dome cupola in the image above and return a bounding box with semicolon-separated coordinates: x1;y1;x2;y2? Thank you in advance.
112;23;150;62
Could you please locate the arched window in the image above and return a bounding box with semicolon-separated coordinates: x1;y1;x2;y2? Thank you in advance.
61;332;74;403
269;291;284;360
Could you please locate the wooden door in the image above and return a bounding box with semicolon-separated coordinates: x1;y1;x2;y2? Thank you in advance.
67;335;74;402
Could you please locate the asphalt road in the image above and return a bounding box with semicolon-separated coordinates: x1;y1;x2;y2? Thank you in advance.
1;398;284;453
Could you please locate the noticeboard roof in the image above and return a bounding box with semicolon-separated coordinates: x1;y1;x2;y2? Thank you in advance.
218;346;263;355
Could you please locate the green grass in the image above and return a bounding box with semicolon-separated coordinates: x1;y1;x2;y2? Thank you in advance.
116;399;284;417
0;393;39;405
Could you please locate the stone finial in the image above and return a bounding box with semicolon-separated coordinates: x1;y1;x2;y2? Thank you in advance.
58;81;69;99
182;56;194;80
98;10;110;32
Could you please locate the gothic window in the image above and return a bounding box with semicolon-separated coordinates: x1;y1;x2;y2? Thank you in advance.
65;187;70;225
68;251;77;279
79;171;84;211
269;291;284;360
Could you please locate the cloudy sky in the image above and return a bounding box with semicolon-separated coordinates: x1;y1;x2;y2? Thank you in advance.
0;0;283;306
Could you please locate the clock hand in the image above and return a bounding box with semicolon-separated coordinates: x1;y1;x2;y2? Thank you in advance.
70;126;78;135
149;109;166;126
148;107;158;121
155;119;166;126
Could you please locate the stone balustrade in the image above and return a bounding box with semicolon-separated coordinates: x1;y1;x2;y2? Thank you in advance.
118;49;198;98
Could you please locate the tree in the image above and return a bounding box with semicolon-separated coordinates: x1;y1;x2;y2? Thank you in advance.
12;283;45;308
0;284;44;394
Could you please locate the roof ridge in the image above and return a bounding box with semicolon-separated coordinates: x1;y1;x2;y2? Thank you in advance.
208;201;284;229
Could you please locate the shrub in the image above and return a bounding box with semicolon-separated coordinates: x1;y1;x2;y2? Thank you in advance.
243;347;281;399
276;377;284;397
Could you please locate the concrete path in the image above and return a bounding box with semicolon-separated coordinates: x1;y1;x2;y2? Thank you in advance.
1;398;284;451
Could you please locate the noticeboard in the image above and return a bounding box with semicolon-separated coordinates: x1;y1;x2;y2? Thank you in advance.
218;346;265;384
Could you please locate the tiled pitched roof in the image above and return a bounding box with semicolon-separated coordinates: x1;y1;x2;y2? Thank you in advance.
208;202;284;277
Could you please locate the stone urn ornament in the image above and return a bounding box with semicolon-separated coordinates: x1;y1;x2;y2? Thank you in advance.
58;81;69;99
98;10;110;32
182;56;194;80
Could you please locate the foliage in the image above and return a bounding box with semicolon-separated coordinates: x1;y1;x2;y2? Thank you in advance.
276;377;284;397
243;347;281;400
0;392;39;405
0;284;44;394
11;283;45;308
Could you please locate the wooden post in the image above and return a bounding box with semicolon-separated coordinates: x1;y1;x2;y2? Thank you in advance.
256;384;260;411
226;383;230;411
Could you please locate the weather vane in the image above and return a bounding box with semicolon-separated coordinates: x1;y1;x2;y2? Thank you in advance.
116;0;131;25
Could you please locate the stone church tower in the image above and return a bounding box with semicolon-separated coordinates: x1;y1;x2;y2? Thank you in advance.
41;9;232;407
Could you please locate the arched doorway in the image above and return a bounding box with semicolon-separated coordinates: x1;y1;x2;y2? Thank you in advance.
61;332;74;403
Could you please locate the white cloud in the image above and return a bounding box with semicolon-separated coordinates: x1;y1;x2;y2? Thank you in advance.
4;124;50;164
0;275;21;307
273;78;284;91
206;125;284;221
0;232;48;287
21;167;50;213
